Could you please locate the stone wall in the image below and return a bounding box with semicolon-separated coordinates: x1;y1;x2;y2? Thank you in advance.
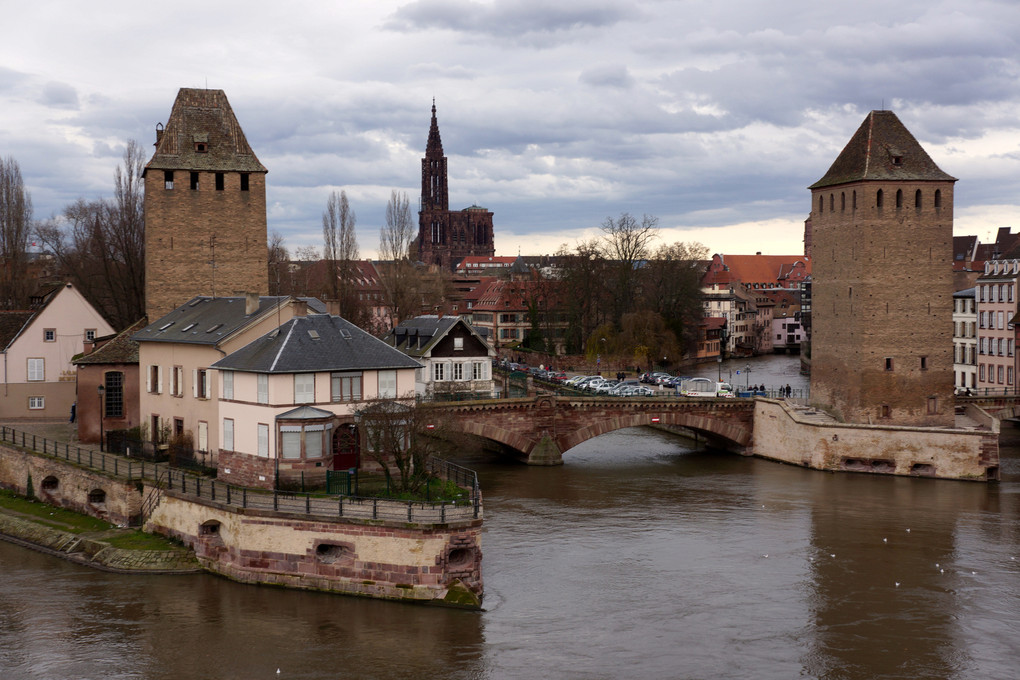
148;493;483;607
0;444;143;525
753;399;998;481
0;442;483;607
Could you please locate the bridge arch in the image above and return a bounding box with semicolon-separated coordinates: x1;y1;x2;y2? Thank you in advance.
433;396;755;465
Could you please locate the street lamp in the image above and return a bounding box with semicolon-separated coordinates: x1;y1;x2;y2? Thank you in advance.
96;383;105;452
717;355;723;381
745;363;751;389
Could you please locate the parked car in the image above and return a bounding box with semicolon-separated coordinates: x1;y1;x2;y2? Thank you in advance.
594;380;619;394
627;385;654;397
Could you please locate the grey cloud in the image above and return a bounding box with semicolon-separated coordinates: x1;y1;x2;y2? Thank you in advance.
385;0;631;41
39;81;79;109
579;64;634;89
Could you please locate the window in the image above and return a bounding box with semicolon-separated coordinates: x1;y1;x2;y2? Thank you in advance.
876;189;884;208
27;358;44;381
164;170;174;190
473;361;484;380
454;336;464;351
172;366;184;397
884;357;893;371
222;370;234;399
895;189;903;208
147;365;162;393
215;172;224;191
104;371;124;418
257;423;269;457
999;366;1005;384
294;374;315;404
378;370;397;398
223;418;234;451
240;173;249;191
920;356;928;371
28;396;44;410
1000;311;1006;329
190;171;199;190
85;329;96;342
280;423;331;460
434;363;446;381
1010;367;1015;386
915;189;922;208
331;372;362;402
927;397;937;414
194;369;210;399
44;328;55;342
935;189;942;208
453;362;464;380
257;374;269;404
980;364;986;381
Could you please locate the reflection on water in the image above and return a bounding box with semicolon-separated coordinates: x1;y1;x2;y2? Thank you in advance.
1;359;1018;678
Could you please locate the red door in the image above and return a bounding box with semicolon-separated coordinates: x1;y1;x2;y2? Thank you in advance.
332;424;360;470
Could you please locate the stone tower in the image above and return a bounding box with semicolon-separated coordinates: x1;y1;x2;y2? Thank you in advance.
143;88;268;320
417;102;495;269
809;110;956;426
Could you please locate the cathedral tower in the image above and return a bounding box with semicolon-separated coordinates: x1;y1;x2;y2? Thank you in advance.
417;102;495;269
143;88;268;320
809;110;955;426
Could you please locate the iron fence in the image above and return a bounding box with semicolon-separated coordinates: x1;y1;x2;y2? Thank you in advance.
0;426;482;525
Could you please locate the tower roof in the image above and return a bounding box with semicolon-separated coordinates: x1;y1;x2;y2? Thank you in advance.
144;88;267;174
809;110;955;189
426;100;444;157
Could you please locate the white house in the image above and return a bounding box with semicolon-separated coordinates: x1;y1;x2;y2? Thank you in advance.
211;313;421;489
383;315;496;399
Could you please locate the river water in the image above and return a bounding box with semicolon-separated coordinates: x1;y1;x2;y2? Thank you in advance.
2;357;1018;680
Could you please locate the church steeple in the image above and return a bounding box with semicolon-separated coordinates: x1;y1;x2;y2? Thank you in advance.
426;99;444;157
421;100;448;213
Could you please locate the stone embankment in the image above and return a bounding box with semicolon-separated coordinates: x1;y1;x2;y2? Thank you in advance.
0;509;201;574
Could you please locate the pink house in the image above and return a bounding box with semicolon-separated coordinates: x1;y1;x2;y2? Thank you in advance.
0;283;114;420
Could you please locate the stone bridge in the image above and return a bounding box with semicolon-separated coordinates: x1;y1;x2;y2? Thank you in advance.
430;396;755;465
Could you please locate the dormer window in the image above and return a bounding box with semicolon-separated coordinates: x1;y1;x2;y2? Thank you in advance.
892;155;902;166
195;142;207;153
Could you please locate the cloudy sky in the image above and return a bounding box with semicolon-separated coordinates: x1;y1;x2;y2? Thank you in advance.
3;0;1020;259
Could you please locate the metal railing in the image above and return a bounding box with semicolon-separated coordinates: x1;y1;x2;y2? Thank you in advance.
0;426;482;525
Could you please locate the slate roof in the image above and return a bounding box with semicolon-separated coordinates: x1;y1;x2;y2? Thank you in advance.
74;318;148;365
144;88;267;174
810;110;956;189
383;315;490;359
133;296;326;346
211;314;422;373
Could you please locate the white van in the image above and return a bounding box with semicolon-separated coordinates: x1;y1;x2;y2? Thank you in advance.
679;378;734;398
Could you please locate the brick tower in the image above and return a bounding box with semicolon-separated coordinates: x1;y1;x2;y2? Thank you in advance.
417;102;495;269
809;110;956;426
143;88;268;319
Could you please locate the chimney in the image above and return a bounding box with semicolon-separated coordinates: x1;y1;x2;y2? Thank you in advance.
245;292;260;315
292;299;307;317
326;299;341;316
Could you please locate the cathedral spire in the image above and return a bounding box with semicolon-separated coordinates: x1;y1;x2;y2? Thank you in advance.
426;99;444;156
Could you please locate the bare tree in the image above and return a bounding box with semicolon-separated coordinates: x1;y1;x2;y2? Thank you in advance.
379;190;414;261
294;245;320;261
267;230;289;295
600;212;659;327
34;142;145;329
356;400;456;494
322;190;361;319
0;156;33;308
641;241;709;356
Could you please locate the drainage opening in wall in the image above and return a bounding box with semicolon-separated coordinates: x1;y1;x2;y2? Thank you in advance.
910;463;935;477
315;542;353;565
199;520;221;536
447;547;474;569
41;476;58;492
87;489;106;505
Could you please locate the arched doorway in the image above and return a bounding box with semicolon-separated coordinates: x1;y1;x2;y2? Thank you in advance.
332;423;360;470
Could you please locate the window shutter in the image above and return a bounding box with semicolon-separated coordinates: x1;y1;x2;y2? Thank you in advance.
146;366;152;393
158;366;164;394
204;373;211;399
193;369;198;397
